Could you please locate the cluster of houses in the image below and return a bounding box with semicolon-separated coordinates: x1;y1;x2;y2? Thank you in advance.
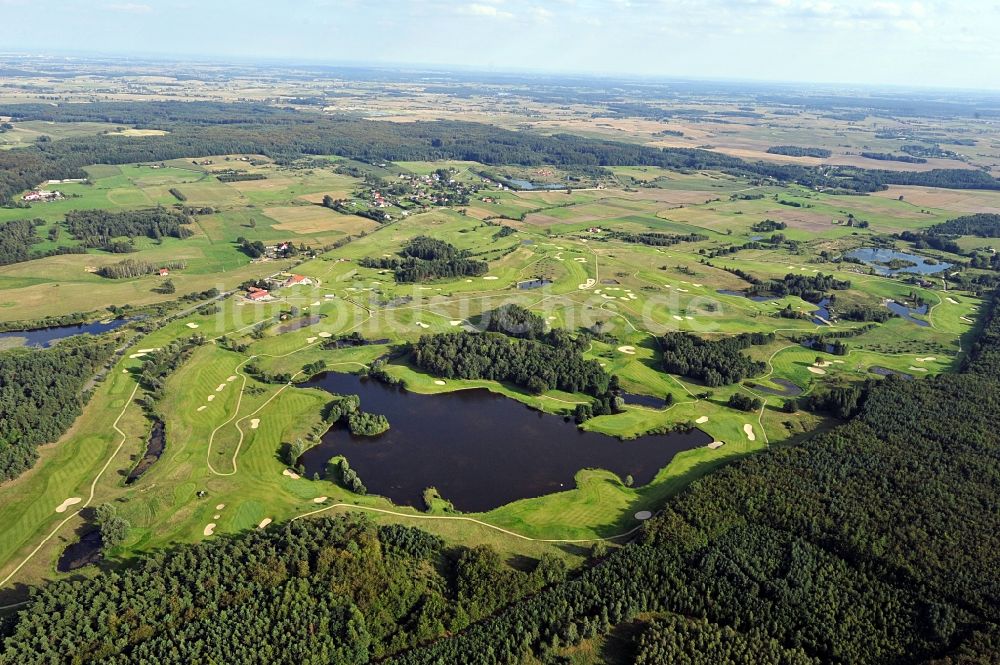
22;189;63;203
243;274;313;302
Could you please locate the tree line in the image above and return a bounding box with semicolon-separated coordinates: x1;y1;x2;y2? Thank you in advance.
661;332;773;386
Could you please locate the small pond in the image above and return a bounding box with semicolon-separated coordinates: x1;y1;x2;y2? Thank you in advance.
505;178;569;191
885;301;930;327
125;420;165;485
300;372;711;512
870;366;914;380
57;530;102;573
619;391;666;409
517;279;553;290
0;318;131;349
846;248;952;276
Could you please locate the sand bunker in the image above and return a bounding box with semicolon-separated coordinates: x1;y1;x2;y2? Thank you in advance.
908;367;929;372
707;441;725;450
634;510;652;520
186;322;199;329
450;320;463;326
815;360;832;368
55;497;82;513
197;406;207;412
617;345;636;355
216;384;226;392
283;469;300;480
128;353;147;359
695;416;709;424
672;315;684;321
415;322;430;329
250;418;260;429
216;503;225;510
313;496;328;504
916;357;937;362
946;297;959;304
483;276;499;280
227;375;237;382
574;257;587;262
137;348;157;353
578;278;596;289
685;316;693;320
807;366;827;375
207;395;215;402
258;518;272;529
743;424;756;441
306;336;318;343
692;283;703;287
213;514;221;519
434;380;446;385
318;332;332;338
311;301;321;307
961;316;974;323
203;523;216;536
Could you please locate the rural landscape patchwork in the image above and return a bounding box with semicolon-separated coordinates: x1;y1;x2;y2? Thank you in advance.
1;11;1000;664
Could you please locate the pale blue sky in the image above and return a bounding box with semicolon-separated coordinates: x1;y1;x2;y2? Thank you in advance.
4;0;1000;90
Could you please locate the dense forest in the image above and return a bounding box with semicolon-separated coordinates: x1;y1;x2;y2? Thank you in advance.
0;518;567;663
860;151;927;164
412;331;609;396
1;101;997;207
927;212;1000;237
602;230;708;246
660;332;773;386
765;145;832;158
0;337;116;481
63;208;193;248
359;237;488;282
746;272;851;303
0;219;42;265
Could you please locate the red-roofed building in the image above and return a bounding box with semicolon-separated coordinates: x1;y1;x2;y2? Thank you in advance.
283;274;311;287
247;287;270;301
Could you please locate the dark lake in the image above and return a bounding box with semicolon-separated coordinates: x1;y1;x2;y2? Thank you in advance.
0;318;131;348
846;248;952;276
300;372;711;512
517;279;553;290
125;420;165;485
811;297;832;325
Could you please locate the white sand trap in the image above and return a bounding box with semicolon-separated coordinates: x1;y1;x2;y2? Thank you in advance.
433;380;446;385
186;322;199;329
617;345;636;355
787;265;795;269
313;496;328;504
807;366;826;375
908;367;929;372
946;297;959;304
574;257;587;263
602;294;615;299
743;424;756;441
129;353;147;359
197;406;207;412
450;320;463;326
960;316;974;324
306;336;318;343
55;497;82;513
466;279;473;283
283;469;301;480
695;416;709;424
833;360;845;364
324;294;336;299
216;503;225;510
137;348;158;353
815;360;832;368
122;369;129;373
203;523;216;536
578;278;596;289
227;375;237;382
258;518;272;529
213;514;220;519
619;297;629;301
318;332;332;338
692;283;703;287
250;418;260;429
415;322;430;329
677;288;689;292
685;316;694;320
634;510;653;520
483;276;499;280
708;441;725;449
672;315;684;321
207;395;215;402
916;357;937;362
311;301;321;306
216;384;226;392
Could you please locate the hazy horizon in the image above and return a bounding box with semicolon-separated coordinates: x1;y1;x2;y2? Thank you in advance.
4;0;1000;92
